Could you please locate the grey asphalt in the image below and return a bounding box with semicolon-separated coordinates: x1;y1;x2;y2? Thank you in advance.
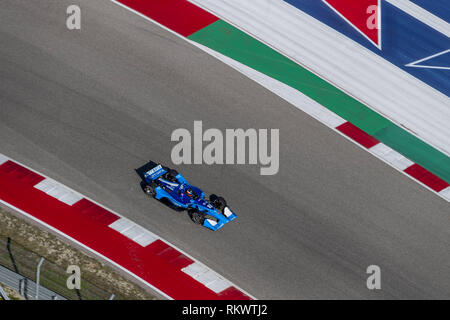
1;0;449;299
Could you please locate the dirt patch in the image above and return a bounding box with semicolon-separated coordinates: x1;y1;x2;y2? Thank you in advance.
0;282;24;300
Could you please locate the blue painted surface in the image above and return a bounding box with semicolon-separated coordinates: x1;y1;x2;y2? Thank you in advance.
284;0;450;96
410;0;450;22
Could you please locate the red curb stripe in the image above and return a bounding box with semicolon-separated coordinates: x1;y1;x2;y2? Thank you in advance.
116;0;219;37
219;286;251;299
0;161;43;185
336;122;380;149
146;238;170;254
404;164;449;192
168;254;194;269
73;199;119;225
146;239;194;268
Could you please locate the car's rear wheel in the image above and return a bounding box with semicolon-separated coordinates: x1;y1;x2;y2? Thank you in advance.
190;210;205;225
209;194;227;211
165;169;178;182
144;182;157;197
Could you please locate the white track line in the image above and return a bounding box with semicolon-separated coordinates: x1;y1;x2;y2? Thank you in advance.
440;187;450;201
0;154;9;166
35;178;84;206
109;217;159;247
369;143;414;171
386;0;450;37
182;262;232;293
405;49;450;70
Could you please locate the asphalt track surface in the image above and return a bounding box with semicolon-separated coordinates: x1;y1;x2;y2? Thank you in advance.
1;0;449;299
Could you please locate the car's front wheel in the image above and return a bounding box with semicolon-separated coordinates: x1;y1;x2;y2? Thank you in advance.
210;194;227;212
190;210;205;225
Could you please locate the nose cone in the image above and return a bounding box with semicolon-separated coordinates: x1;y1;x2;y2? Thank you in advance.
223;207;237;221
203;218;225;231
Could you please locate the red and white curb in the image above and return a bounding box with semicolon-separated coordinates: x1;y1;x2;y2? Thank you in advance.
0;153;254;300
334;122;450;200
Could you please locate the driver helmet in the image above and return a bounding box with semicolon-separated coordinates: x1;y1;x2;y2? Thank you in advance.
186;188;194;198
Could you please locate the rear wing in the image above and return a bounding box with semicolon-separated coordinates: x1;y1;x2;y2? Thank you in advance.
144;164;166;182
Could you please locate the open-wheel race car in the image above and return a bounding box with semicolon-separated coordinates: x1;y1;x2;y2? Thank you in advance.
142;164;237;231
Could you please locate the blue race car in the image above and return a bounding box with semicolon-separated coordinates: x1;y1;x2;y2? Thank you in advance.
142;164;237;231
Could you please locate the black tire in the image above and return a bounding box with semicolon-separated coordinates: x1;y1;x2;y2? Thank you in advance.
165;169;178;182
144;181;157;197
210;194;227;211
190;210;205;225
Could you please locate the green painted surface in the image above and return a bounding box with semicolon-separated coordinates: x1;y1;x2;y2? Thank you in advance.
189;20;390;135
188;20;450;183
